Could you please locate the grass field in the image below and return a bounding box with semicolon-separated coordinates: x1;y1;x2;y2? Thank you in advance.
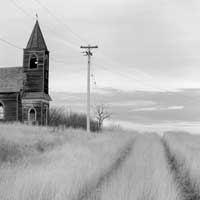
0;124;136;200
86;134;182;200
163;132;200;199
0;124;200;200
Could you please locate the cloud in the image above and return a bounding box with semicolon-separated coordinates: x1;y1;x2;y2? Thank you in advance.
51;88;200;124
167;106;184;110
110;100;156;107
133;105;184;112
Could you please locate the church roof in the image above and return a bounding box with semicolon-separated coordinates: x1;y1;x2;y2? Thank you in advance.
0;67;25;93
26;20;48;50
22;92;52;101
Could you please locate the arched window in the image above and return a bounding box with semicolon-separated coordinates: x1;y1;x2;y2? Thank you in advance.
29;55;38;69
28;108;36;122
0;102;4;120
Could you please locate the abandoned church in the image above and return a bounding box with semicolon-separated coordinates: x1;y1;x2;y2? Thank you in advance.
0;20;52;125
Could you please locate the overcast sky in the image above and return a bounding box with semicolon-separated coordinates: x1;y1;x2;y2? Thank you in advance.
1;0;200;132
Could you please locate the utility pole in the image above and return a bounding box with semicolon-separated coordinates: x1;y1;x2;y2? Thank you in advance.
80;45;98;133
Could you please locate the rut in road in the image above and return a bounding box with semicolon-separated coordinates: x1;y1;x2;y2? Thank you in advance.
76;138;135;200
84;134;182;200
163;139;200;200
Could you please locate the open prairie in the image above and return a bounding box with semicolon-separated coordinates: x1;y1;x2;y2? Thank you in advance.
0;124;200;200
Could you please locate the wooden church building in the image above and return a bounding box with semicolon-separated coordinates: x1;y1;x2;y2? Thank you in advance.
0;20;52;125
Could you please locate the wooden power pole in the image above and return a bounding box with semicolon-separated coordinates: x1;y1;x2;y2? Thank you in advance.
80;45;98;133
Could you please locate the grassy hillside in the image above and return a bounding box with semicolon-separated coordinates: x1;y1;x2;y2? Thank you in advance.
0;123;136;200
1;124;200;200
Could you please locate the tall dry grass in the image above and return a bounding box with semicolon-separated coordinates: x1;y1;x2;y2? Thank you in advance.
0;123;136;200
163;131;200;198
87;134;182;200
0;123;69;164
49;107;99;132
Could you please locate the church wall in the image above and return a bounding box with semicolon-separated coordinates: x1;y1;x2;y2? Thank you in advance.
17;94;22;121
22;100;49;125
44;51;49;94
42;102;49;125
22;102;42;125
0;93;19;121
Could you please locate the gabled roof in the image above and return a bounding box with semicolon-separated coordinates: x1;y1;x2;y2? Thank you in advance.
26;20;48;50
22;92;52;101
0;67;25;93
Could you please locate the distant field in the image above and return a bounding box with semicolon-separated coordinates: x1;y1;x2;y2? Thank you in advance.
0;124;200;200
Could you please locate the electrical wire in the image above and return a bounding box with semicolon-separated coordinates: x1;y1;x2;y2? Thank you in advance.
9;0;81;48
6;0;167;93
32;0;89;45
9;0;35;19
0;37;23;50
10;0;164;92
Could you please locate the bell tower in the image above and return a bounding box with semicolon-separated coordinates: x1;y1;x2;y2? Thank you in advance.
22;20;51;125
23;20;49;93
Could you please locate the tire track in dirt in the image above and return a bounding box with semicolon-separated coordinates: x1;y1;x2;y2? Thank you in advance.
75;138;135;200
162;139;200;200
83;134;181;200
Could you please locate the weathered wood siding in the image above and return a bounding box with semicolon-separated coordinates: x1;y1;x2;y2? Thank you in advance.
22;101;49;125
44;52;49;94
23;50;45;93
42;102;49;125
17;94;22;121
23;103;41;125
0;93;21;121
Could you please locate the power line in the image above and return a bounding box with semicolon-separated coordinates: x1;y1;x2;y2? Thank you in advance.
0;32;163;92
0;34;184;95
9;0;81;49
97;51;153;79
0;37;23;50
0;37;77;67
0;34;159;92
10;0;159;91
6;0;166;92
33;0;89;45
34;0;147;84
93;57;164;91
9;0;35;19
91;48;166;91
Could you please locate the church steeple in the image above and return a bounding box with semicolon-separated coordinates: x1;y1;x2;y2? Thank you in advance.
23;20;50;94
26;20;47;50
21;20;51;126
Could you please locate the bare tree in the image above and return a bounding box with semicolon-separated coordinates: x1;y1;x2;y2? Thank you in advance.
95;104;112;131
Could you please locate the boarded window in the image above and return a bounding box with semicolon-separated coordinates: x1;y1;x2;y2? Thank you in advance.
0;102;4;119
30;55;38;69
29;108;36;121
